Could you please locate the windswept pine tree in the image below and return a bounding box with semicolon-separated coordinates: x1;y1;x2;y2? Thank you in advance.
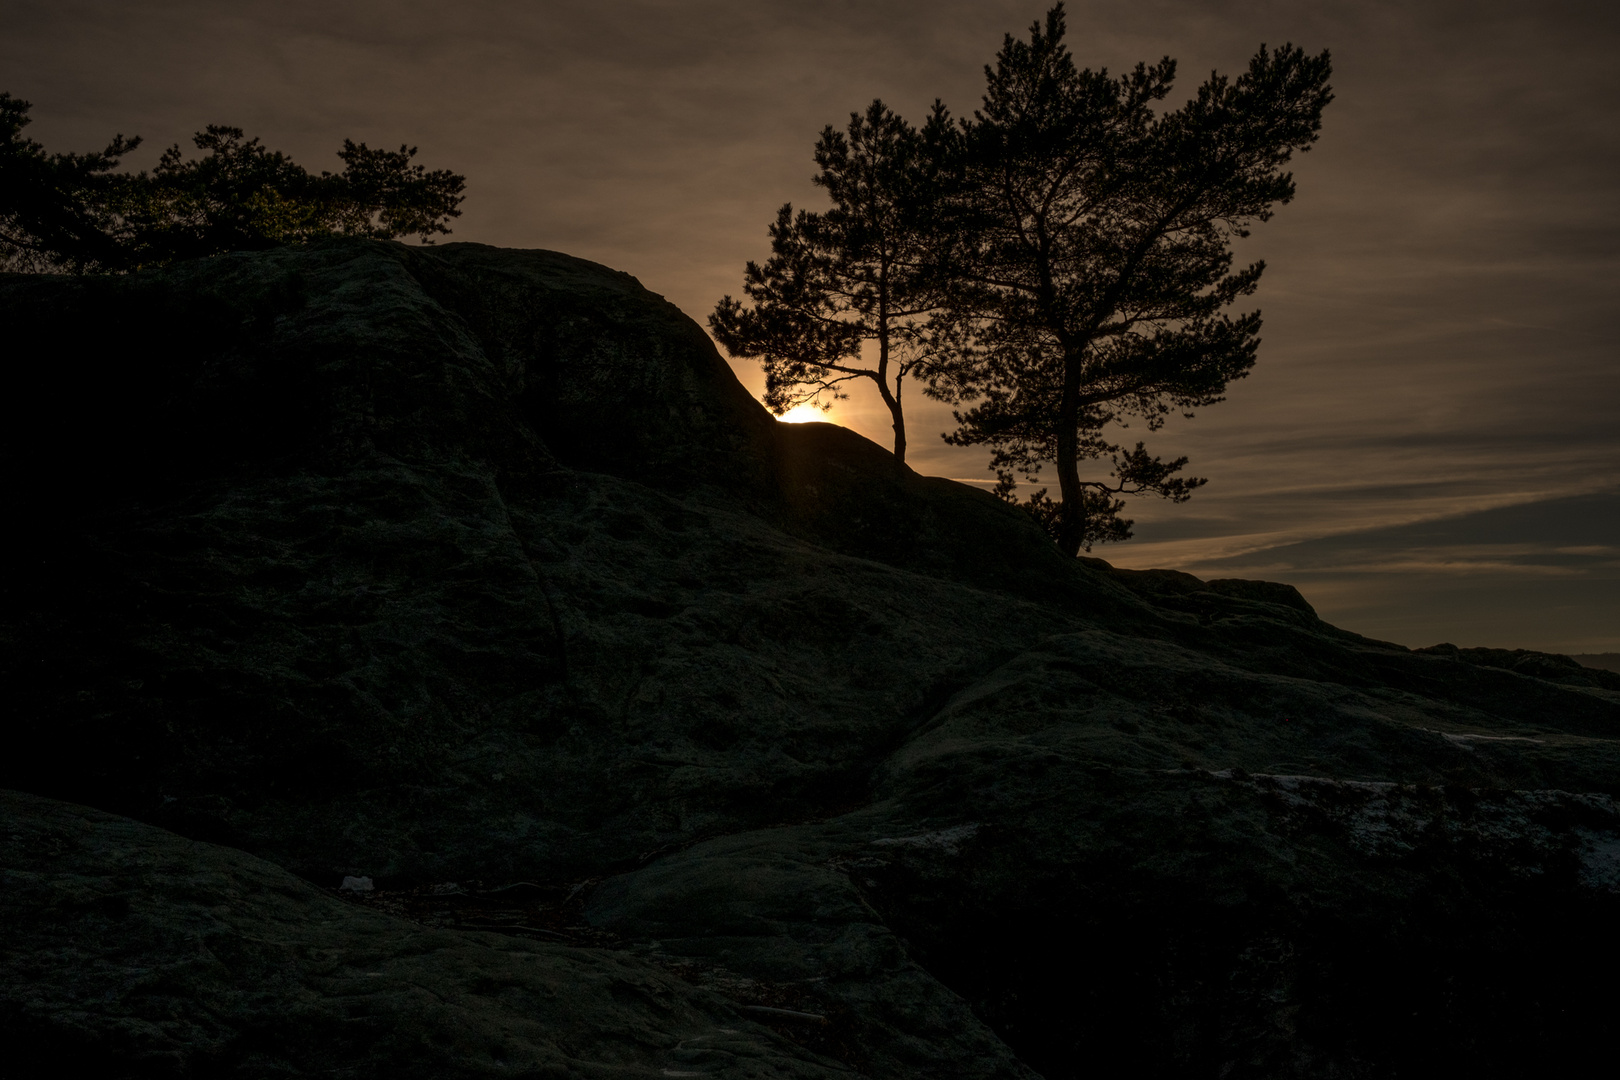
936;4;1332;553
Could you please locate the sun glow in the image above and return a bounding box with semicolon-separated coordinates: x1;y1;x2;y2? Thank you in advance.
776;402;833;424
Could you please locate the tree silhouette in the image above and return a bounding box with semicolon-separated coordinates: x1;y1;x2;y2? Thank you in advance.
710;101;954;464
935;5;1332;554
1;94;464;273
0;92;141;272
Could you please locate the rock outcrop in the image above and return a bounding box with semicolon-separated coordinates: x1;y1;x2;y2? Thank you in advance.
4;240;1618;1078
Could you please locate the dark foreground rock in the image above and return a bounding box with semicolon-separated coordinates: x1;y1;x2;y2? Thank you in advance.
3;240;1619;1078
0;788;846;1079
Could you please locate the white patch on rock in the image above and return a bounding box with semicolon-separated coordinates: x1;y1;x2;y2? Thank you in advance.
1417;728;1544;752
870;823;981;855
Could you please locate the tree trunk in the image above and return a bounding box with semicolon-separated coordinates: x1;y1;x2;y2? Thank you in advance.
874;298;906;466
874;375;906;465
1054;348;1085;556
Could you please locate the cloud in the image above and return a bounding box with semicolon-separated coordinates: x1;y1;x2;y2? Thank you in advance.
1134;492;1620;651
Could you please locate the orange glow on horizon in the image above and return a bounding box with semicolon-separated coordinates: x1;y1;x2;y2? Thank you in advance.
776;402;834;424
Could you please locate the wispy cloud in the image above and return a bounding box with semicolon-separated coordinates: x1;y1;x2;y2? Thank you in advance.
1138;493;1620;651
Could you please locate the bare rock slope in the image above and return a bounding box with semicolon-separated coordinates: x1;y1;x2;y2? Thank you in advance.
3;240;1618;1078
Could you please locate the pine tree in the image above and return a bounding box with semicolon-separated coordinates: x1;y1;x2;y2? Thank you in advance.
0;92;141;272
711;100;955;465
937;5;1332;553
1;94;465;273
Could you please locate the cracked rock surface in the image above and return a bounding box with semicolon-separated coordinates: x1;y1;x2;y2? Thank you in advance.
4;240;1619;1078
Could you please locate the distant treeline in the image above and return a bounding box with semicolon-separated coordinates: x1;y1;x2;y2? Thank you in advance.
0;93;464;274
711;3;1332;553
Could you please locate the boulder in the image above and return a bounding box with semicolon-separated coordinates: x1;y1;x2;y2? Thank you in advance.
3;239;1619;1076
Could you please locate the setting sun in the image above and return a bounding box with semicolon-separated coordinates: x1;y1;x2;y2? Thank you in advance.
776;402;832;424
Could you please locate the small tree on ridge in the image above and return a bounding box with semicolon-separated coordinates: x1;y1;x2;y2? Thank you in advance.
710;100;955;465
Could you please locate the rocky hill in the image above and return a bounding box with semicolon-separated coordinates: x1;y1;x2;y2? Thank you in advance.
3;240;1618;1079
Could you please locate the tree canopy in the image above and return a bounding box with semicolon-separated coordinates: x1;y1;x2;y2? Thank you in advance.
936;6;1332;554
1;92;465;273
0;92;139;272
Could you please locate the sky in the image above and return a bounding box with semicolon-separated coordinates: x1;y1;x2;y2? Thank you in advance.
4;0;1616;653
